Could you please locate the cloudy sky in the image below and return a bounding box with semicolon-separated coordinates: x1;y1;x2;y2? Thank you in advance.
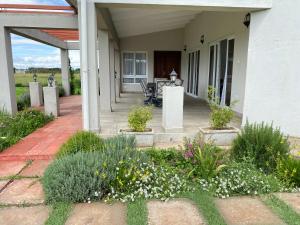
0;0;80;69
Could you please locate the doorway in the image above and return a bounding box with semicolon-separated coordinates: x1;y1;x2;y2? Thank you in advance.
154;51;181;79
187;50;200;97
208;38;235;106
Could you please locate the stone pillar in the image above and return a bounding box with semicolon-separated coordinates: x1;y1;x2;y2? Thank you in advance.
0;26;17;114
98;29;111;112
79;0;101;132
29;82;43;107
60;49;70;96
162;86;184;131
109;41;116;103
43;86;59;117
115;50;121;98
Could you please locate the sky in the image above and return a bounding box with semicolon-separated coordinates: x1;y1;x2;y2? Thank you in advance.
0;0;80;69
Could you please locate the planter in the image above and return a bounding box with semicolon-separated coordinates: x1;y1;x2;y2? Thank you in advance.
199;127;240;146
119;128;154;147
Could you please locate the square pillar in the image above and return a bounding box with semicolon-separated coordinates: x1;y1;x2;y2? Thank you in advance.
115;50;121;98
98;29;111;112
29;82;43;107
109;41;116;103
79;0;100;132
60;49;70;96
0;26;17;114
162;86;184;132
43;86;59;117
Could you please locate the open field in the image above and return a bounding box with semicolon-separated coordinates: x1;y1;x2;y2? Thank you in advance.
15;87;29;98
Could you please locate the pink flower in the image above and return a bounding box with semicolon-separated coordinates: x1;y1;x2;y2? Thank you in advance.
184;150;194;159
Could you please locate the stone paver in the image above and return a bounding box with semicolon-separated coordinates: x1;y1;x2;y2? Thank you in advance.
20;160;51;177
65;202;126;225
147;200;205;225
0;205;50;225
0;161;27;177
215;196;285;225
275;192;300;214
0;179;44;204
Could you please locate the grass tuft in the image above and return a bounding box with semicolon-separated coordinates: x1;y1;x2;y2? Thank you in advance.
127;199;148;225
45;202;73;225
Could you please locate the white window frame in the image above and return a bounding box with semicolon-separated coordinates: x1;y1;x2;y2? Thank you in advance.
122;51;148;84
186;49;201;98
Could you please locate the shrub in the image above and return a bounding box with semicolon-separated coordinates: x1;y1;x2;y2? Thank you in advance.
276;156;300;187
199;161;287;198
128;106;152;132
56;131;104;158
231;122;290;173
0;110;53;151
58;86;65;97
17;92;31;111
207;86;235;129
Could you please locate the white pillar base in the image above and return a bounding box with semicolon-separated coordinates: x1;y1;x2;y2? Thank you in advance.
43;86;59;117
29;82;43;107
162;86;184;132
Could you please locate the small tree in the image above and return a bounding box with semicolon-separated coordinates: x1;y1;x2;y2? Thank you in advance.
128;106;153;132
207;86;235;129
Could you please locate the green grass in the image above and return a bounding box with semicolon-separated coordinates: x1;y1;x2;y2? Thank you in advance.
45;202;73;225
184;191;227;225
16;87;29;98
127;199;148;225
262;194;300;225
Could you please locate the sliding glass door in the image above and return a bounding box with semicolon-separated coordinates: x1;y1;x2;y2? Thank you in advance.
208;38;235;106
187;50;200;97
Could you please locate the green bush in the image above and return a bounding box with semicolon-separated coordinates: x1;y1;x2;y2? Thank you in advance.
207;86;235;129
0;110;53;151
56;131;104;158
231;122;290;173
128;106;152;132
276;156;300;187
199;161;286;198
58;86;65;97
17;92;31;111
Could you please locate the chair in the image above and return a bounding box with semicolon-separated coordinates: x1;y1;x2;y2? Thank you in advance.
140;80;154;105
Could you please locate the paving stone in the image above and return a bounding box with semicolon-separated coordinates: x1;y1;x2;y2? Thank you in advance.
0;179;44;204
65;202;126;225
20;160;52;177
215;196;285;225
0;161;27;177
0;205;50;225
275;192;300;214
147;199;205;225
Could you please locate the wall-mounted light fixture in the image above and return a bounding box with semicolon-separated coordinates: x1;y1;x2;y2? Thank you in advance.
200;35;205;44
243;13;251;28
183;44;187;52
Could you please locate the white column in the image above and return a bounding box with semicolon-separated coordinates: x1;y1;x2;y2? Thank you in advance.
79;0;100;132
98;29;111;112
109;41;116;103
60;49;70;96
0;26;17;114
115;50;121;98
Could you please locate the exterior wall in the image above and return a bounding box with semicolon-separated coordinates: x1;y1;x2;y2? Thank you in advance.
183;12;249;114
120;28;184;92
243;0;300;136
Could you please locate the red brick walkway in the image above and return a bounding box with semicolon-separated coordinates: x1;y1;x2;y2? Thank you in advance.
0;96;82;161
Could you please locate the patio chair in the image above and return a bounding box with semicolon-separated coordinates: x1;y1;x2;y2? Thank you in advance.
140;80;154;105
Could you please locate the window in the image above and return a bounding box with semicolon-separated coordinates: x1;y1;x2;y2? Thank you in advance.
187;50;200;96
122;52;147;83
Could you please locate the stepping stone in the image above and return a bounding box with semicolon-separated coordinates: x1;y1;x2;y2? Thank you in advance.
275;192;300;214
147;199;205;225
65;202;126;225
0;179;44;204
215;196;285;225
0;161;27;177
20;160;52;177
0;205;50;225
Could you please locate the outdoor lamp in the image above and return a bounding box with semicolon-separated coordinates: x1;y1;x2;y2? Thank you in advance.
243;13;251;28
33;73;37;82
200;35;205;44
170;68;178;85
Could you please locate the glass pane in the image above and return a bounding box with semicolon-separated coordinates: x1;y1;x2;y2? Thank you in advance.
123;52;134;75
208;46;215;87
123;78;134;83
195;50;200;96
226;39;235;106
135;53;147;75
219;39;228;100
135;78;147;84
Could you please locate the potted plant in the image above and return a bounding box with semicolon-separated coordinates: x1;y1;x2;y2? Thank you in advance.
199;86;240;146
120;106;154;147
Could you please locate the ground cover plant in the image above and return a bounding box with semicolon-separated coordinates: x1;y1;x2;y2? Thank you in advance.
0;110;53;152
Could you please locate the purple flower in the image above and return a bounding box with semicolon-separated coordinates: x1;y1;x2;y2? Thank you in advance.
184;150;194;159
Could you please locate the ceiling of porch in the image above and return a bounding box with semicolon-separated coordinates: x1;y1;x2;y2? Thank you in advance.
109;8;201;38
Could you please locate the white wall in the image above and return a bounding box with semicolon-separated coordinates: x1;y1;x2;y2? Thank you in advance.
243;0;300;136
120;28;184;92
183;11;249;114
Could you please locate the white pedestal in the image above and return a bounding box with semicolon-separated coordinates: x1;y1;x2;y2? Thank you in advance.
43;86;59;117
162;86;184;132
29;82;43;107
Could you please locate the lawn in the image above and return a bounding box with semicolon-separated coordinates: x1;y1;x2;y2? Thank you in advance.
15;86;29;98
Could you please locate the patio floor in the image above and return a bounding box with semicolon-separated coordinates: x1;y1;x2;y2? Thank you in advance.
100;93;242;145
